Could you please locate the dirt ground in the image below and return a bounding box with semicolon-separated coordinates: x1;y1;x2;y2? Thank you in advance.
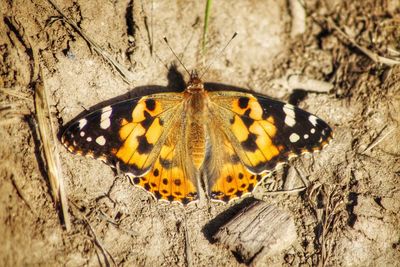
1;0;399;266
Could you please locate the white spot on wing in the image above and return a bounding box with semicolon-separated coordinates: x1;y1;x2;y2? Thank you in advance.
96;136;106;146
289;133;300;143
100;108;112;129
80;131;85;137
309;115;318;126
86;137;92;142
304;134;309;139
78;118;87;129
283;104;296;127
311;128;316;134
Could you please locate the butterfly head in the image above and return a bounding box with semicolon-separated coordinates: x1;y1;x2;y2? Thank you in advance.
186;70;204;93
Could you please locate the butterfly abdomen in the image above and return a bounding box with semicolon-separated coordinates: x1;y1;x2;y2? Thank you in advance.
188;121;206;169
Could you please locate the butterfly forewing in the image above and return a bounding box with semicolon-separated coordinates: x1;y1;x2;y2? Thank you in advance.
62;93;183;175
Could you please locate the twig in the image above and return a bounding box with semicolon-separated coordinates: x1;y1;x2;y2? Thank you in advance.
328;18;400;66
1;87;33;102
85;217;117;267
361;126;396;154
70;201;117;267
0;103;30;125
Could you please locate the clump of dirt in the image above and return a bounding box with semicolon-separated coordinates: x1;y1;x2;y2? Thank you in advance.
1;0;399;266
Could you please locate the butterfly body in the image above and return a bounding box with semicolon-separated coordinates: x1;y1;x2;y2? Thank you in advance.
62;71;333;204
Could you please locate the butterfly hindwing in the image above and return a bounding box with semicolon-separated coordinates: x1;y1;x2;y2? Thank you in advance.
131;121;199;204
204;123;263;202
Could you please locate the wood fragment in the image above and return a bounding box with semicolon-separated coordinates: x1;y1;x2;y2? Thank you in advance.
208;200;297;265
34;72;71;231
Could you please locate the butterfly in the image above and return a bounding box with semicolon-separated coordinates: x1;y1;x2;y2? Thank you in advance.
61;70;333;204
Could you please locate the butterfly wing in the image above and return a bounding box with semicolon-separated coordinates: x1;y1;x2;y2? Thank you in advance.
206;91;333;202
131;118;199;204
204;121;264;202
62;93;198;203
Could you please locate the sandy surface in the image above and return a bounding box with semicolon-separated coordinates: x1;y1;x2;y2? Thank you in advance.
1;0;399;266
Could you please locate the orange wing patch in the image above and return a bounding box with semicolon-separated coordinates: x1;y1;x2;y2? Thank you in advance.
112;97;171;175
130;141;198;204
212;94;285;173
209;139;262;202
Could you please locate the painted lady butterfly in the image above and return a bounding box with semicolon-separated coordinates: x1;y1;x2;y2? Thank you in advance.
61;71;333;204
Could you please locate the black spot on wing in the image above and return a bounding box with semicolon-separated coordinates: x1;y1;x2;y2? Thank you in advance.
136;135;154;154
119;162;150;176
144;183;150;190
240;109;254;128
181;197;190;205
145;98;156;111
230;154;241;164
140;111;154;129
159;158;173;169
220;195;230;202
238;97;250;109
241;133;258;152
154;191;162;199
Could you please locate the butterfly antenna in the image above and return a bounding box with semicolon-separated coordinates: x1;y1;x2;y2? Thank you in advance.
163;37;191;76
200;32;237;79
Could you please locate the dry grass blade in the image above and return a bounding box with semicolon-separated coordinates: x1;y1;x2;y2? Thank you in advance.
361;126;396;154
34;75;71;231
46;0;135;84
1;87;33;102
328;18;400;66
202;0;212;54
0;102;30;126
